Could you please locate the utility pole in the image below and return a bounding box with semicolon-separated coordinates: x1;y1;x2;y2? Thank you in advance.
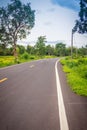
71;30;74;59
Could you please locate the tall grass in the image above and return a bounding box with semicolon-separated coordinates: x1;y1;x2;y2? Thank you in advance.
60;57;87;96
0;54;56;68
0;55;38;68
0;56;15;67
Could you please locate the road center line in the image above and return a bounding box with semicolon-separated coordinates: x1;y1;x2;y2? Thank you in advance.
0;78;8;83
29;65;34;68
55;59;69;130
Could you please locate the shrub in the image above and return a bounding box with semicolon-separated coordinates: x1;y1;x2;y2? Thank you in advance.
66;61;78;68
60;57;87;96
21;52;29;60
30;56;35;59
78;58;87;65
83;70;87;78
76;65;87;79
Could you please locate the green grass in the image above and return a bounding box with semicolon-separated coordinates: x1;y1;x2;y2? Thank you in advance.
0;56;15;67
0;55;57;68
0;55;39;68
44;55;57;59
60;57;87;96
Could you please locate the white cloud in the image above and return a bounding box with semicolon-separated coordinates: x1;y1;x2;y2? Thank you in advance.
73;33;87;47
18;0;86;47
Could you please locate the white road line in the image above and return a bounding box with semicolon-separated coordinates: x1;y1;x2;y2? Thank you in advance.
55;59;69;130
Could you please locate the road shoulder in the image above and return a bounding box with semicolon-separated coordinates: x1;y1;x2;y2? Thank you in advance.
57;61;87;130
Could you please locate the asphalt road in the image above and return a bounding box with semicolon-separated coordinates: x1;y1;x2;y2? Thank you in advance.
0;58;87;130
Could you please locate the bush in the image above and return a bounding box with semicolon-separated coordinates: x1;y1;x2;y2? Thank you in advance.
83;70;87;78
30;56;35;59
60;60;66;65
76;65;87;79
66;61;78;68
78;58;87;65
21;52;29;60
0;56;15;67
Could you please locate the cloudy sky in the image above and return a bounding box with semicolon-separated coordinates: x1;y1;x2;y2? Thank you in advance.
0;0;87;47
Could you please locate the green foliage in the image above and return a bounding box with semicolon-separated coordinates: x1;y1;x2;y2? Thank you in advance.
44;55;56;59
67;72;87;96
35;36;46;56
78;58;87;64
0;56;15;67
29;56;35;59
78;46;87;56
21;52;29;60
60;57;87;96
0;0;35;59
73;0;87;33
17;45;25;54
66;60;78;68
55;43;66;56
45;45;55;55
76;65;87;79
0;54;56;68
26;45;36;55
0;44;13;56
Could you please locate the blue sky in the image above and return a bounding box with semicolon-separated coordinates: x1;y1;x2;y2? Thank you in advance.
0;0;86;47
0;0;80;11
51;0;79;11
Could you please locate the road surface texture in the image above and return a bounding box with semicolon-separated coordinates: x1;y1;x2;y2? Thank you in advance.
0;58;87;130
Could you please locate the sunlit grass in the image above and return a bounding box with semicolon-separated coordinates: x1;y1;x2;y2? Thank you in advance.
0;55;57;68
0;56;15;67
0;55;39;68
60;57;87;96
44;55;57;59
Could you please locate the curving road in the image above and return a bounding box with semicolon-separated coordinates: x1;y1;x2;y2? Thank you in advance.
0;58;87;130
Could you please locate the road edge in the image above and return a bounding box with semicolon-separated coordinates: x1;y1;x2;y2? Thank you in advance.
55;59;69;130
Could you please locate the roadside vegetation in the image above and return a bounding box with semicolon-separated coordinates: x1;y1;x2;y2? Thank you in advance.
60;57;87;96
0;37;87;68
0;54;56;68
0;55;38;67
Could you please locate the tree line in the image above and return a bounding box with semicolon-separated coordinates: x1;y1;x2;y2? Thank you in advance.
0;35;87;57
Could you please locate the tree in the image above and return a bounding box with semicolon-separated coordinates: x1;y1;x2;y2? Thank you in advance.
77;44;87;56
0;0;35;61
85;44;87;55
35;36;46;56
45;45;54;55
55;43;66;56
73;0;87;33
72;0;87;58
17;45;25;54
27;45;36;55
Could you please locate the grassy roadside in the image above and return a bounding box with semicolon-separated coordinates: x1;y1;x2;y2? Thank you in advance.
0;55;56;68
60;57;87;96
